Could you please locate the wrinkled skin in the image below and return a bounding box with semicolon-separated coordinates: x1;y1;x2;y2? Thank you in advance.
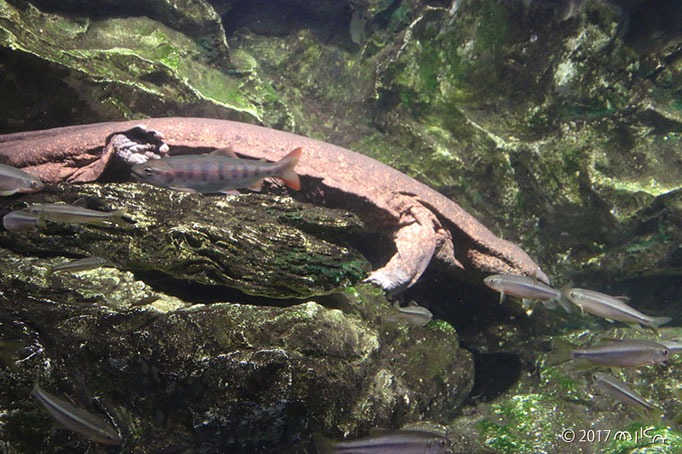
0;118;549;291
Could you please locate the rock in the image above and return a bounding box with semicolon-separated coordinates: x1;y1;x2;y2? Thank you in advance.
0;182;370;299
0;0;281;132
0;281;473;452
453;327;682;454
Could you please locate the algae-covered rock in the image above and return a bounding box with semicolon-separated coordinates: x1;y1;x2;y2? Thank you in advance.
0;182;369;298
450;327;682;454
0;279;473;453
0;0;282;131
1;1;682;451
0;182;473;451
564;187;682;316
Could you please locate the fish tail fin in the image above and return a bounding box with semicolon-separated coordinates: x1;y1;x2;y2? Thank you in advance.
546;339;574;367
651;316;672;330
643;317;672;336
111;208;128;227
311;433;336;454
556;285;574;313
541;299;558;310
31;378;42;397
278;147;301;190
569;359;597;371
556;294;573;314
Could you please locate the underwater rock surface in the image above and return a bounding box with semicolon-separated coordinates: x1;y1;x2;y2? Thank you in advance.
0;182;369;298
0;182;473;452
0;279;473;453
1;0;681;452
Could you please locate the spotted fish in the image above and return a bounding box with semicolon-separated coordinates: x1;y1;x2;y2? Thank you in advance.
131;147;301;194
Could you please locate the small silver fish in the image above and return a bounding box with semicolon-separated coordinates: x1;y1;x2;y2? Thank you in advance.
483;274;567;311
387;301;433;326
564;288;671;334
47;257;115;276
131;147;301;194
2;210;40;232
31;382;122;445
313;429;452;454
593;372;655;412
570;339;670;368
25;203;127;227
0;164;44;196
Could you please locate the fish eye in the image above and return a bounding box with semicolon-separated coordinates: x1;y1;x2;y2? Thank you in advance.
663;349;669;356
143;167;154;176
30;180;39;187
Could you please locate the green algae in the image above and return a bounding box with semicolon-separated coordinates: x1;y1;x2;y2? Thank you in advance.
0;1;261;122
475;0;511;52
479;394;577;454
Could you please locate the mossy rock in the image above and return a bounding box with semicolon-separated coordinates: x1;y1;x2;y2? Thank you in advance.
0;182;370;299
0;280;473;452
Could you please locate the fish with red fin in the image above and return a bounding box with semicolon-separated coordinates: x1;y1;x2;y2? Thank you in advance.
131;147;301;194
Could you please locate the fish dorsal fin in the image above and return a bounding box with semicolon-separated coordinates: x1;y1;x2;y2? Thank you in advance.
614;296;630;303
407;301;418;307
210;147;239;158
392;300;401;310
71;197;88;208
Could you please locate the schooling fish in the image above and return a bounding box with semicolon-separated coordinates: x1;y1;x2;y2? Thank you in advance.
25;203;127;227
47;256;115;276
0;163;44;196
386;301;433;326
564;288;671;334
593;372;655;413
31;382;122;445
130;147;301;194
555;339;670;368
312;429;452;454
2;210;41;232
483;274;568;312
